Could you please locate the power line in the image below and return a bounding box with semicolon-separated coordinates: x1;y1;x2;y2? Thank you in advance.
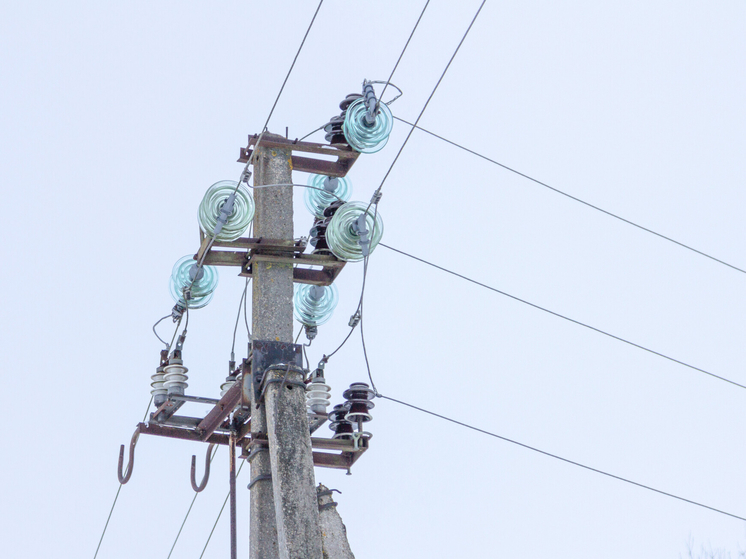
375;0;486;196
377;0;431;108
93;398;154;559
379;393;746;522
199;459;246;559
380;242;746;391
260;0;324;134
345;0;483;386
166;445;221;559
393;115;746;276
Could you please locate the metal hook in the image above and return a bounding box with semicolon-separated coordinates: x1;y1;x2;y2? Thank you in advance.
190;443;216;492
117;426;140;484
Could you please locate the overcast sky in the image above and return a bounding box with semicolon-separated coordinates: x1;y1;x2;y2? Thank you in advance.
2;1;746;558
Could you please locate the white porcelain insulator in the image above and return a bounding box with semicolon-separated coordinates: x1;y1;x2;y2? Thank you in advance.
306;378;331;414
150;371;167;398
164;361;188;395
220;379;236;397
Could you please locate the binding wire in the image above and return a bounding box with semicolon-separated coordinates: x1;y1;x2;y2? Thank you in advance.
304;174;353;218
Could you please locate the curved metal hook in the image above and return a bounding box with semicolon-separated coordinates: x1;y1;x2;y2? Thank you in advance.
117;426;140;484
191;443;216;493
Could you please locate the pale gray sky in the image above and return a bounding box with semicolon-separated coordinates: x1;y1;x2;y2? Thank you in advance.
2;1;746;558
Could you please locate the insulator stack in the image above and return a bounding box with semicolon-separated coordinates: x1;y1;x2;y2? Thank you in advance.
163;355;188;396
326;202;384;262
220;376;236;397
309;200;345;255
169;255;219;309
198;180;255;241
343;382;376;424
305;174;353;219
150;351;169;406
328;403;354;440
306;376;332;414
323;94;362;146
150;366;166;403
293;284;339;327
342;94;393;153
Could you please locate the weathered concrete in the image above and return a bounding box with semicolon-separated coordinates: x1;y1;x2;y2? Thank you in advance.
317;484;355;559
252;135;323;559
249;135;294;559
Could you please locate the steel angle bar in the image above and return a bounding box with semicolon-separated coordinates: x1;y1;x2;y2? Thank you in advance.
239;134;360;178
197;380;243;441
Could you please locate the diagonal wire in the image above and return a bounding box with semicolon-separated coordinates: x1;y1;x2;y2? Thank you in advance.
166;445;220;559
394;115;746;276
194;0;325;275
380;242;746;391
379;393;746;522
93;397;154;559
198;460;246;559
375;0;486;197
261;0;324;134
377;0;431;108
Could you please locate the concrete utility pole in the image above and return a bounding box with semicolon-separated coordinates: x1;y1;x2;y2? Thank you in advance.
250;134;323;559
317;484;356;559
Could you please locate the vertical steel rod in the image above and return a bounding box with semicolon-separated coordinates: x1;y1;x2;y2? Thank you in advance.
229;431;237;559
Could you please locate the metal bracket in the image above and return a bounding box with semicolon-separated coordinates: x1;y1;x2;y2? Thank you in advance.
248;473;273;490
249;340;303;406
195;233;346;287
239;134;360;178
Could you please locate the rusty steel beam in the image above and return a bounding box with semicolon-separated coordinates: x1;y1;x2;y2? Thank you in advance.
138;422;231;446
238;134;360;178
197;380;242;441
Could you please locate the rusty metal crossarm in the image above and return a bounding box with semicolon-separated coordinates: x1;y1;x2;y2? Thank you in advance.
151;398;185;423
197;379;244;442
238;134;360;178
138;422;231;446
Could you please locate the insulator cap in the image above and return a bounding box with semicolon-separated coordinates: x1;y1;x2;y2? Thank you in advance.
169;256;219;309
293;283;339;327
306;376;331;415
304;174;353;219
328;403;354;440
326;202;384;262
343;382;375;423
198;180;255;241
163;358;188;396
343;97;393;153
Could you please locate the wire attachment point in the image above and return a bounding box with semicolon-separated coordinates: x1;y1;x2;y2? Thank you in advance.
348;311;361;328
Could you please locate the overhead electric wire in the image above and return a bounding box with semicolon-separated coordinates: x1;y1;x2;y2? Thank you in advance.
374;0;486;198
379;393;746;522
377;0;431;109
198;460;246;559
166;445;221;559
324;0;477;368
380;242;746;391
260;0;324;136
93;398;154;559
152;314;172;348
393;116;746;276
231;278;251;359
193;0;325;276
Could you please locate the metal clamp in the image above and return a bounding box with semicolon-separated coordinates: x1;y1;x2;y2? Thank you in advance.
247;473;272;491
256;363;308;408
317;488;341;511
